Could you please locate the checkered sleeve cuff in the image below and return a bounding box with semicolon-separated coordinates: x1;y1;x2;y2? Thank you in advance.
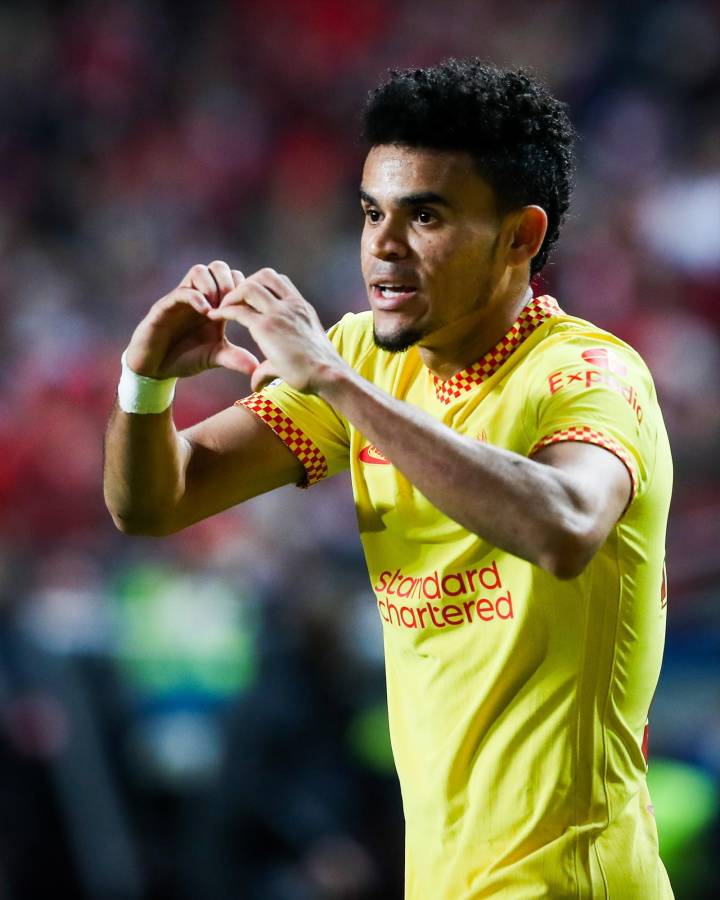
236;394;328;487
530;426;639;498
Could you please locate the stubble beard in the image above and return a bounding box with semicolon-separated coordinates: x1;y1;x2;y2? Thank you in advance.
372;326;425;353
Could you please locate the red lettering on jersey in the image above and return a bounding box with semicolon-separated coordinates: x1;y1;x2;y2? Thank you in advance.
423;573;441;600
374;571;391;592
495;591;514;619
397;576;417;598
548;371;564;394
476;598;494;621
441;573;466;596
373;559;515;630
478;561;502;590
442;604;464;626
386;568;402;595
546;368;643;423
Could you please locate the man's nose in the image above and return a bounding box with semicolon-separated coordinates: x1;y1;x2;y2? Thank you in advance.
368;218;409;260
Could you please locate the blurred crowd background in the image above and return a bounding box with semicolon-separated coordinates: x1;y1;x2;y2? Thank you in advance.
1;0;719;897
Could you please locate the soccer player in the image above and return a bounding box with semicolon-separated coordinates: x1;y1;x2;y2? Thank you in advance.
104;61;674;898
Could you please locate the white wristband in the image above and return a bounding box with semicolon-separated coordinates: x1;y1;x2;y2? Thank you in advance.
117;350;178;414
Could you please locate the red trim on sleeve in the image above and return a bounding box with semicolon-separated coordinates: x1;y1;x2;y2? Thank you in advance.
530;425;638;498
236;394;328;486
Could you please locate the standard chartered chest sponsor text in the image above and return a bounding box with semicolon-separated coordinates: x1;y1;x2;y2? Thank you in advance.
373;561;513;630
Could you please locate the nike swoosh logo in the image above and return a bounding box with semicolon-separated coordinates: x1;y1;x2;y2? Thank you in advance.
358;444;391;465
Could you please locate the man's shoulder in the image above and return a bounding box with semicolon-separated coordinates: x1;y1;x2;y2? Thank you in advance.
527;312;652;382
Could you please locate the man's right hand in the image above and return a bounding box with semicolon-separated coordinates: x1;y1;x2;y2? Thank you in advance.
124;260;260;380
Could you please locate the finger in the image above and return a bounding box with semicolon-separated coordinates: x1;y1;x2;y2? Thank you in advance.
208;260;235;300
209;340;260;376
250;359;280;393
206;301;261;325
277;272;302;298
231;269;245;288
249;267;297;300
150;288;212;324
179;265;198;288
179;264;219;305
214;280;280;315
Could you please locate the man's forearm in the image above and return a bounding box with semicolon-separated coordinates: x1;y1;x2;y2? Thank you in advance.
103;404;190;535
317;366;591;575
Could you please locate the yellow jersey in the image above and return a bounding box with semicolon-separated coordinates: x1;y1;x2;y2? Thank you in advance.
237;295;674;899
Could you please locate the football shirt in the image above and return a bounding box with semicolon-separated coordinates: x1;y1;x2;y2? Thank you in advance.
237;295;674;899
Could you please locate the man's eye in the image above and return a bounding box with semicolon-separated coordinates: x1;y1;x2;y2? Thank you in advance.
364;208;381;223
415;209;435;224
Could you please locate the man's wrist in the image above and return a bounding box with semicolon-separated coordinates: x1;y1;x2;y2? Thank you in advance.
117;349;178;414
313;360;358;404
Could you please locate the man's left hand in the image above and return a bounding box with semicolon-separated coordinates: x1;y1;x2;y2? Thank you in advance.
206;268;347;393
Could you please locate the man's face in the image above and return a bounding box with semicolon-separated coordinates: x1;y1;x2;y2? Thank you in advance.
360;145;504;352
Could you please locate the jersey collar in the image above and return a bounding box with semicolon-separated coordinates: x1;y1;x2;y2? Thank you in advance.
432;294;562;405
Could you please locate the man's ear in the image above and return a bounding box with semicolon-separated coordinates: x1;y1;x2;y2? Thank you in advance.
505;205;548;268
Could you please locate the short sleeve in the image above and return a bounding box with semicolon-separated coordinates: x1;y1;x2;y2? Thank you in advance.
523;333;656;500
235;317;355;487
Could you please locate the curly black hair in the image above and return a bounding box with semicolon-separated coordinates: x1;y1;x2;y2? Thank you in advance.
362;59;576;277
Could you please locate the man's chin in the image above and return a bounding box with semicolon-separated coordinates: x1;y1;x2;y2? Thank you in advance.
372;326;424;353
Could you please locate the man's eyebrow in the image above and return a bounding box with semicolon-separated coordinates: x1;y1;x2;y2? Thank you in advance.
359;189;451;208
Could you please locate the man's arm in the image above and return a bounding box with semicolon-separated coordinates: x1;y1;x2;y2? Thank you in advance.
104;403;303;535
103;261;304;536
317;370;631;579
206;268;632;579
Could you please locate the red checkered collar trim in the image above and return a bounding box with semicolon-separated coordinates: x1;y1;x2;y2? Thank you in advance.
432;294;562;405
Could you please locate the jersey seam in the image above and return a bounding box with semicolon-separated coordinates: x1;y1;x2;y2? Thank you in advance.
574;566;596;900
592;842;610;899
348;338;387;440
572;600;582;899
517;320;571;446
595;531;623;900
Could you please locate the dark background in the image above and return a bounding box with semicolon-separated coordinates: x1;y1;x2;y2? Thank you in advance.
1;1;719;897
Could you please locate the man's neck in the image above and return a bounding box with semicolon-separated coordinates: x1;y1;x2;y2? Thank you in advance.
418;286;533;381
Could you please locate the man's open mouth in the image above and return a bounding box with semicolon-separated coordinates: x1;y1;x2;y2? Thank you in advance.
374;284;418;299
